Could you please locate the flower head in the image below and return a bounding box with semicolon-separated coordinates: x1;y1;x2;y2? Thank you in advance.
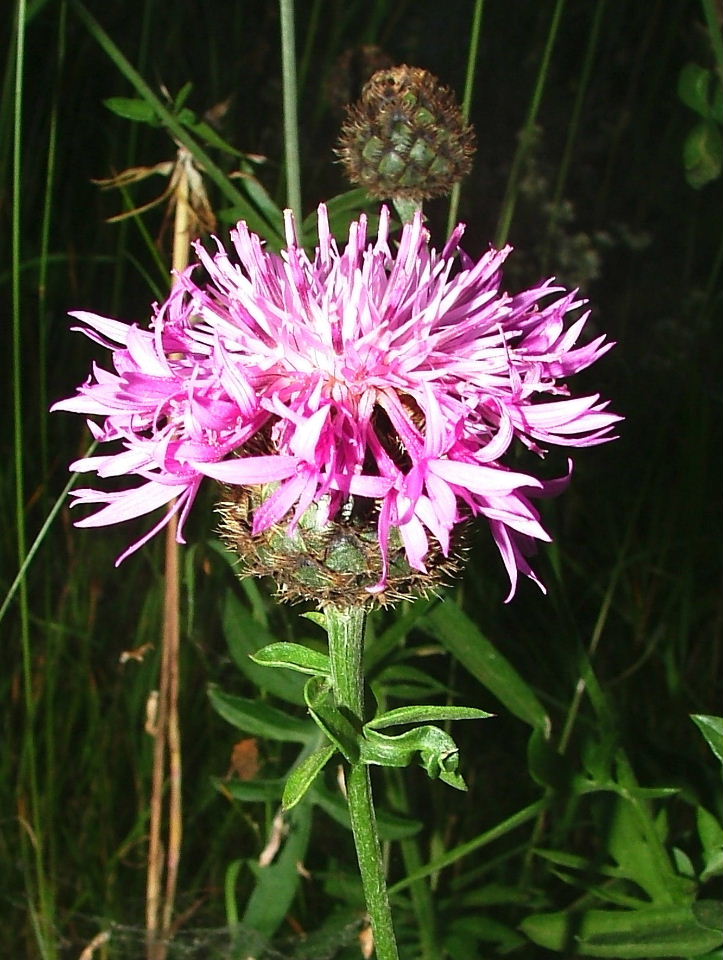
337;65;476;201
54;205;619;603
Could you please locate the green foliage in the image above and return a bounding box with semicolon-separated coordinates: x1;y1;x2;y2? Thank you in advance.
521;901;723;957
240;803;313;939
678;63;723;187
207;686;314;744
282;744;335;811
251;641;332;677
3;0;721;957
692;714;723;764
420;598;550;730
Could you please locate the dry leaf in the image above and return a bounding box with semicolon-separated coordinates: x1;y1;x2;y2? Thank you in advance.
229;737;260;781
359;922;374;959
119;642;154;664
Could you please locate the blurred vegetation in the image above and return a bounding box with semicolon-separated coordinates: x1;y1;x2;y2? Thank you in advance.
2;1;722;957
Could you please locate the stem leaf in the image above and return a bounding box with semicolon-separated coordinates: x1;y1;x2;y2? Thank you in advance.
304;676;360;763
282;743;336;811
252;641;331;677
361;725;468;791
208;686;314;744
367;705;493;730
521;902;723;957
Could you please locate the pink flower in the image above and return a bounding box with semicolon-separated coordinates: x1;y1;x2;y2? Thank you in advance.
53;205;619;598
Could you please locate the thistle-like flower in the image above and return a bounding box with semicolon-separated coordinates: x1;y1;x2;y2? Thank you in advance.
53;206;619;604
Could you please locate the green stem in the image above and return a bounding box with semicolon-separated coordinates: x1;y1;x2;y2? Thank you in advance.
540;0;605;274
387;769;438;960
494;0;567;248
392;196;422;225
325;606;400;960
279;0;302;226
446;0;485;235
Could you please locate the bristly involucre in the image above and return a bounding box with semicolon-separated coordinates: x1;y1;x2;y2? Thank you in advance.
337;65;476;200
53;205;620;603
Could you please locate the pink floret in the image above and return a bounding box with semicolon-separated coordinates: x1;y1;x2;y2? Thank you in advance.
53;205;620;596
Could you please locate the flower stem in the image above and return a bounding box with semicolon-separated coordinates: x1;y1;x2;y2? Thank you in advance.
324;605;400;960
279;0;302;225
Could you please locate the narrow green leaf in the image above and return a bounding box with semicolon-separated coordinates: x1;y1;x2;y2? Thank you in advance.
698;806;723;882
304;676;360;762
282;743;336;811
521;902;723;957
311;782;423;841
422;599;550;730
208;686;313;744
174;81;193;109
683;122;723;189
251;642;331;677
103;96;159;125
186;117;245;157
213;776;285;803
678;64;714;117
223;591;306;705
692;715;723;764
367;704;492;730
241;803;313;937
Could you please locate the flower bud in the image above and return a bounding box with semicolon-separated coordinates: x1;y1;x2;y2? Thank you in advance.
337;65;476;201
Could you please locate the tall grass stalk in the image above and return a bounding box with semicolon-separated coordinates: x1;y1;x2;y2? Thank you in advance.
540;0;605;273
146;158;191;960
109;0;155;311
12;0;58;953
280;0;302;223
37;0;66;483
387;798;547;895
495;0;567;247
446;0;485;236
387;770;439;960
37;13;67;917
